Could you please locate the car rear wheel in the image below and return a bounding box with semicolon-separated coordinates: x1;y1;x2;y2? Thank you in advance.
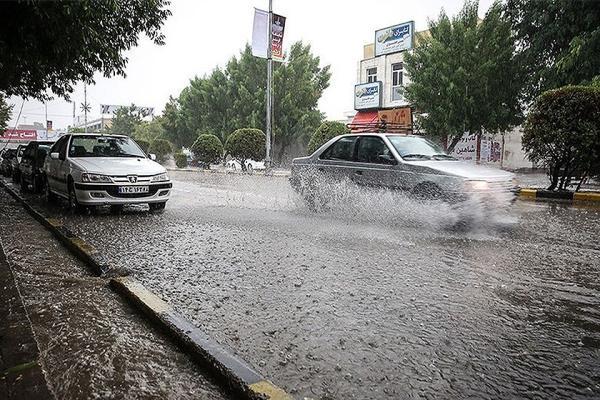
149;202;166;212
20;175;28;192
44;178;56;203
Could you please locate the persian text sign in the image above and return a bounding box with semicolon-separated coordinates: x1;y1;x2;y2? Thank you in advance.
354;82;382;110
375;21;414;56
1;129;37;141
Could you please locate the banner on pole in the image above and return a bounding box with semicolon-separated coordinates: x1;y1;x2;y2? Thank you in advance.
252;8;286;62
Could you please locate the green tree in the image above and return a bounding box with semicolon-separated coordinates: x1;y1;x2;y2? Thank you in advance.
148;138;173;164
109;105;143;136
522;85;600;191
161;96;194;149
0;1;170;99
191;134;223;167
504;0;600;103
307;121;349;154
175;42;330;162
134;118;165;143
135;139;150;154
224;128;265;171
174;152;188;169
404;0;522;152
0;94;12;132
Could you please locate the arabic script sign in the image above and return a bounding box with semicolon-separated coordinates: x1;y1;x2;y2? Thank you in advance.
375;21;414;56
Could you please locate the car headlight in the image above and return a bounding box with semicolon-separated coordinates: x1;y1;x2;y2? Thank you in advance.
151;173;169;182
81;173;112;183
465;180;489;191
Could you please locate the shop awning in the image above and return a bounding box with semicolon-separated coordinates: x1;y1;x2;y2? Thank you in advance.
348;111;379;132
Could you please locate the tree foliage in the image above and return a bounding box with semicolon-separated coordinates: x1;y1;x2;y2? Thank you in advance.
504;0;600;103
109;105;143;136
172;42;330;162
522;85;600;191
191;134;223;166
148;138;173;164
0;0;170;99
404;0;522;151
161;96;193;149
135;139;150;155
307;121;349;154
0;94;12;132
174;151;188;168
134;118;165;143
224;128;265;171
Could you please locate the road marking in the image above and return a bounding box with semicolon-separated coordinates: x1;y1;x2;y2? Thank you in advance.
249;380;294;400
519;188;537;198
574;192;600;202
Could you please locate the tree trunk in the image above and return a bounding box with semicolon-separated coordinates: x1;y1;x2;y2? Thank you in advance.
576;172;587;192
446;135;463;154
548;164;559;191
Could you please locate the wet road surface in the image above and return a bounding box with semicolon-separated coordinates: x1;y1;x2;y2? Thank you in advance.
0;188;229;400
5;171;600;399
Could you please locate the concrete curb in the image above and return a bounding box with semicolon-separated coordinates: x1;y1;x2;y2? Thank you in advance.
167;167;291;178
0;179;294;400
111;277;292;400
519;188;600;203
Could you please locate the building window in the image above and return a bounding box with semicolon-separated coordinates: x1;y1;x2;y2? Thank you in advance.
367;67;377;83
391;63;404;101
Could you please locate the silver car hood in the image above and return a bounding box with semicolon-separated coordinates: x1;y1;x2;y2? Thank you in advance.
71;157;166;176
406;160;514;181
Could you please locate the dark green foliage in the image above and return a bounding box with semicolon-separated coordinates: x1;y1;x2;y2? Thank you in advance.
504;0;600;103
174;42;330;161
109;105;143;136
224;129;265;170
191;134;223;165
0;94;12;132
174;152;188;169
523;85;600;191
161;96;194;149
135;139;150;154
0;1;170;99
148;138;173;164
307;121;349;154
404;1;522;151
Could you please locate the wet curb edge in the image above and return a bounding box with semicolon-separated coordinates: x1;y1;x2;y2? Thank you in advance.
518;188;600;202
0;180;293;400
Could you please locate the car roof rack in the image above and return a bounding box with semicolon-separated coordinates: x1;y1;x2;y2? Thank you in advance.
346;121;413;134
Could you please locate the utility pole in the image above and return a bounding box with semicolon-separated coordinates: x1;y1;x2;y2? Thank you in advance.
45;101;48;138
265;0;273;168
84;83;88;133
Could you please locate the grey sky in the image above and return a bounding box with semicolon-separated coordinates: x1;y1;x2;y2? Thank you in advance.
8;0;495;130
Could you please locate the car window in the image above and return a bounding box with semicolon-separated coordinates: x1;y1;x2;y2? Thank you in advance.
23;144;36;159
69;135;146;158
386;135;449;160
320;136;357;161
356;136;396;164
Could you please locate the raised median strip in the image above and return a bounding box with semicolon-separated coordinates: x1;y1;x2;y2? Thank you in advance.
518;188;600;203
110;276;293;400
0;179;293;400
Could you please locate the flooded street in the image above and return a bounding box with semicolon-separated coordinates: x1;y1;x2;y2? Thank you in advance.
6;171;600;399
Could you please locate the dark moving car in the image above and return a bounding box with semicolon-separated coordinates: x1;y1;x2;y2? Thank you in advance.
11;144;26;183
0;148;17;177
19;141;54;192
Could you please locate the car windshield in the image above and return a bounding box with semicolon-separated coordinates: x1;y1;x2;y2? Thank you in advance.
386;135;455;160
69;135;146;158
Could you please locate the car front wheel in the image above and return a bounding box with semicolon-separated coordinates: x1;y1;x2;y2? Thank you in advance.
149;202;166;212
68;182;85;212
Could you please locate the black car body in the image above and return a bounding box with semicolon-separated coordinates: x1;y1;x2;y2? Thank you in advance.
19;141;54;192
0;148;17;177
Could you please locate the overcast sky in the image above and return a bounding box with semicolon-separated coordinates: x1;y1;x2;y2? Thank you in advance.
8;0;495;130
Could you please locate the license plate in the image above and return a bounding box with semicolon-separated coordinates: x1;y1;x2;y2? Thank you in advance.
118;186;149;194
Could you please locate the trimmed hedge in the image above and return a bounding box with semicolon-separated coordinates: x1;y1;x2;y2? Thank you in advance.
224;128;265;164
307;121;349;154
174;152;188;168
191;134;223;165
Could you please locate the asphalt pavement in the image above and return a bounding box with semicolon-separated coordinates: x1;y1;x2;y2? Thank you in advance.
4;171;600;399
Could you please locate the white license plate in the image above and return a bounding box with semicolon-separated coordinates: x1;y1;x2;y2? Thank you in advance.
118;186;149;194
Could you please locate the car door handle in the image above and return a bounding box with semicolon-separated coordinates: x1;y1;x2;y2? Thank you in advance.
354;170;363;176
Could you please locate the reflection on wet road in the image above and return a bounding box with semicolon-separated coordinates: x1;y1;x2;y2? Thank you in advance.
12;172;600;399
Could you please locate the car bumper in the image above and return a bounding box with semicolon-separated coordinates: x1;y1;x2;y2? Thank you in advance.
74;182;172;205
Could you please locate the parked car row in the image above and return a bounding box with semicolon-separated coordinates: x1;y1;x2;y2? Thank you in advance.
1;134;172;212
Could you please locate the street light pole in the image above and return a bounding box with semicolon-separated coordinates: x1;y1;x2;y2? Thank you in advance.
265;0;273;168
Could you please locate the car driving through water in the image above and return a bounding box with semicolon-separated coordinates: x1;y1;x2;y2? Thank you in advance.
43;133;172;212
290;133;517;209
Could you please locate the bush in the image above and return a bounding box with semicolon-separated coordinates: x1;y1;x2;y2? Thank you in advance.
174;152;188;168
191;134;223;166
307;121;349;154
523;85;600;191
148;138;173;163
135;139;150;154
224;128;265;170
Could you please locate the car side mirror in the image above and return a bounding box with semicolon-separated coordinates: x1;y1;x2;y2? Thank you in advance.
378;154;397;165
149;153;156;161
50;152;59;160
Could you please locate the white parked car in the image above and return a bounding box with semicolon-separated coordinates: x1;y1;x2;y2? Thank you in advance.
226;159;265;173
43;134;172;211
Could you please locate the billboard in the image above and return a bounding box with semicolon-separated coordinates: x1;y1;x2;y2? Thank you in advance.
100;104;154;117
354;82;382;110
375;21;414;56
252;9;287;62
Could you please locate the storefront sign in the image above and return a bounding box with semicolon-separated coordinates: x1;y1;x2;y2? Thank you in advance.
1;129;37;141
354;82;382;110
378;107;412;127
375;21;414;56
